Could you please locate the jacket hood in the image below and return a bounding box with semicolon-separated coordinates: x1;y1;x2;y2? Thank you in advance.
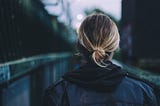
63;61;127;92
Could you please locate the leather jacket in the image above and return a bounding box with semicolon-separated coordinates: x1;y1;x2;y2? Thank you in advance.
43;61;158;106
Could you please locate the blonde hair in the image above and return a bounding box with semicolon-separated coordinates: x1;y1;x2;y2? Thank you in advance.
78;14;120;67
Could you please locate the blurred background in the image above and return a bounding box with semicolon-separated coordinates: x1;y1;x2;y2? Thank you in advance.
0;0;160;106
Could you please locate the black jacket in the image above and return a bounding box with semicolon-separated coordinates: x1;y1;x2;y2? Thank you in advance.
43;61;158;106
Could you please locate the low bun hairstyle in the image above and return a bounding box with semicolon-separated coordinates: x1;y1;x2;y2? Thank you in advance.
78;13;120;67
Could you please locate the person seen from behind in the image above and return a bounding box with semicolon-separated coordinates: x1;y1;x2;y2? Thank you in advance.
43;13;158;106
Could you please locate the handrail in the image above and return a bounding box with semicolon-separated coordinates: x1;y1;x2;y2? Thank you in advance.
0;52;72;85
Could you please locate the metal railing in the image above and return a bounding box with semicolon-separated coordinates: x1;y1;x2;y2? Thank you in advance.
0;53;72;106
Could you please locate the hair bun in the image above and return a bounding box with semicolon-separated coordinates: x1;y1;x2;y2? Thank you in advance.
92;48;107;67
93;48;105;58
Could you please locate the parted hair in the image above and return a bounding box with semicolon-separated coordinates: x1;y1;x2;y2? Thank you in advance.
78;13;120;67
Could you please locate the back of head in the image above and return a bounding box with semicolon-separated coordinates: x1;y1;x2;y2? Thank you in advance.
78;13;120;67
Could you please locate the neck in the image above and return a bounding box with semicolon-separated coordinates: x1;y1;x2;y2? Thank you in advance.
107;52;114;61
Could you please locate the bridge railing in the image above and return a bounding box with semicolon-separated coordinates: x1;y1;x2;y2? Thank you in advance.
0;53;72;106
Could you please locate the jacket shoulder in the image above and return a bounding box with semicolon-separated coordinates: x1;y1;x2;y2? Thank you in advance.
125;74;157;90
43;79;67;106
44;79;67;95
122;75;158;105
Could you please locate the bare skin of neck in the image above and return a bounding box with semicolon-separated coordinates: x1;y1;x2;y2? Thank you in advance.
108;52;114;61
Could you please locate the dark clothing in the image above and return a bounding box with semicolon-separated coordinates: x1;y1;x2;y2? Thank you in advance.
43;61;158;106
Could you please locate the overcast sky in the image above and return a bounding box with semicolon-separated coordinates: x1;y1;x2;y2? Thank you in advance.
42;0;122;29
